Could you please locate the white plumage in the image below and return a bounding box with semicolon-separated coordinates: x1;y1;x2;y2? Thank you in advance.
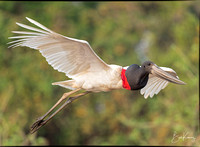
8;17;122;92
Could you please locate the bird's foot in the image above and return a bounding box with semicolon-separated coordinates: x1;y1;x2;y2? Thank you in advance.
30;117;46;134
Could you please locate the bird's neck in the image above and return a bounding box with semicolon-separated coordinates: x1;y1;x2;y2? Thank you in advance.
134;68;149;90
121;66;149;90
138;69;149;85
121;68;131;90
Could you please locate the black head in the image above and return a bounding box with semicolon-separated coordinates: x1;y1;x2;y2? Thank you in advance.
141;61;185;85
141;61;155;73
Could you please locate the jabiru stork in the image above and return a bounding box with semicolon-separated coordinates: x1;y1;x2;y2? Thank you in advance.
8;17;186;133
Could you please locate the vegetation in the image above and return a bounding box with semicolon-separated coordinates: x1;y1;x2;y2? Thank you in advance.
0;1;199;145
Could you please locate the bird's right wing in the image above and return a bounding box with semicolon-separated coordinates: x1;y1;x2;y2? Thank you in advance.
140;67;179;99
8;17;110;79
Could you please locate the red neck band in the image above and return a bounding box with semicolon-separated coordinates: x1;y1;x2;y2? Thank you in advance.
121;68;131;90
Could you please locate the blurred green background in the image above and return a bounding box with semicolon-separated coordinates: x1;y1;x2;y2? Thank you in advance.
0;1;199;146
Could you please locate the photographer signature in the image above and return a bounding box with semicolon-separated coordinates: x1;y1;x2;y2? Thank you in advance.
171;131;196;143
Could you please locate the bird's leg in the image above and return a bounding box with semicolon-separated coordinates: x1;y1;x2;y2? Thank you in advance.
30;88;81;133
35;88;81;121
30;90;90;134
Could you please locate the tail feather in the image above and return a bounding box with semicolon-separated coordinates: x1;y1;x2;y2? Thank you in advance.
52;80;77;90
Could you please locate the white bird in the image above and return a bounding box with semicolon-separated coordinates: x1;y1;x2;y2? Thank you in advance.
8;17;186;133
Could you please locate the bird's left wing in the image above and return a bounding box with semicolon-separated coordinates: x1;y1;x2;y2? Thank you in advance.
140;67;180;99
8;17;110;79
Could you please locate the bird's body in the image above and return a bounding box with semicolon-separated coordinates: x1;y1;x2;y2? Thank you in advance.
53;64;123;92
8;17;186;133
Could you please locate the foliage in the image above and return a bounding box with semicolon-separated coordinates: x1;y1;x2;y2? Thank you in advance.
0;1;199;145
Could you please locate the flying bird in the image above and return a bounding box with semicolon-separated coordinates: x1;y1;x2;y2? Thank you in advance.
8;17;186;133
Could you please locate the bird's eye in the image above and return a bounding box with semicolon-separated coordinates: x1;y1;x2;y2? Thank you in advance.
148;63;151;66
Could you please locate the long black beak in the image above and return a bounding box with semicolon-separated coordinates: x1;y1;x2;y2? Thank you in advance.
151;64;186;85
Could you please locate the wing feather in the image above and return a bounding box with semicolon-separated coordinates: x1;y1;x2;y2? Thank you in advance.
8;17;110;79
144;78;160;98
141;67;179;99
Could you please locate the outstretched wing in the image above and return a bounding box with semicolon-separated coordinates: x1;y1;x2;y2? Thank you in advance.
140;67;179;99
8;17;110;79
